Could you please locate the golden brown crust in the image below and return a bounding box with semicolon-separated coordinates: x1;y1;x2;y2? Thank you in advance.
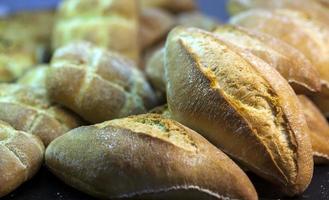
0;121;44;197
140;8;175;50
145;47;166;100
230;9;329;98
47;42;157;123
213;25;321;94
46;114;257;200
18;65;48;88
165;27;313;196
0;84;81;146
227;0;329;26
53;0;139;62
141;0;197;13
298;95;329;164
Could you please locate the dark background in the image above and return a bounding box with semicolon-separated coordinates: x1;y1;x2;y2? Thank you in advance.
1;0;329;200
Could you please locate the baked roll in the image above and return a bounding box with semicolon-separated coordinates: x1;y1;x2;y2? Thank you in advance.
165;27;313;196
145;47;166;100
0;84;81;146
0;11;54;82
46;114;257;200
298;95;329;164
0;121;44;198
230;9;329;99
141;0;196;13
227;0;329;26
18;65;48;88
213;25;321;94
47;42;157;123
176;12;219;31
140;7;175;50
53;0;139;62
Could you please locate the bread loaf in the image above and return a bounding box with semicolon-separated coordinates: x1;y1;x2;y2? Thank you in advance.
298;95;329;164
140;8;175;50
53;0;139;62
46;114;257;200
213;25;321;94
165;27;313;196
18;65;48;88
141;0;196;13
227;0;329;26
47;42;157;123
0;84;81;146
0;121;44;197
230;9;329;99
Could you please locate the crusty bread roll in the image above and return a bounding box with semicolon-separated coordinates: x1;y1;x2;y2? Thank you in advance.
145;47;166;100
141;0;196;13
230;9;329;99
53;0;139;62
140;8;175;50
46;114;257;200
0;121;44;198
0;11;54;82
227;0;329;26
47;42;157;123
176;12;219;31
213;25;321;94
165;27;313;196
0;84;81;146
18;65;48;88
298;95;329;164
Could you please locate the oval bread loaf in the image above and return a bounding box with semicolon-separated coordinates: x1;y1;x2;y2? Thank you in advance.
298;95;329;164
213;25;321;94
0;84;81;146
0;121;44;198
165;27;313;196
47;42;157;123
230;9;329;99
46;114;258;200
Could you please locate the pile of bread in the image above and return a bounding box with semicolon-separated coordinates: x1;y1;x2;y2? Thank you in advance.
1;0;329;199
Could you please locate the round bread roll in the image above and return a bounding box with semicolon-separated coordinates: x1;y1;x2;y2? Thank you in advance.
165;27;313;196
0;84;81;146
298;95;329;164
213;25;321;94
53;0;139;62
47;42;157;123
0;121;44;198
18;65;48;88
46;114;257;200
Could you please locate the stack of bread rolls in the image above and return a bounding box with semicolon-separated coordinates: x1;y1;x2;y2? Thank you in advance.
1;0;329;199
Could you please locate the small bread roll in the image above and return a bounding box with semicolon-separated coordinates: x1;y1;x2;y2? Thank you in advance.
213;25;321;94
53;0;139;62
230;9;329;99
0;84;81;146
145;47;166;100
227;0;329;26
0;121;44;198
141;0;196;13
46;114;257;200
18;65;48;88
47;42;157;123
298;95;329;164
165;27;313;196
140;8;175;50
